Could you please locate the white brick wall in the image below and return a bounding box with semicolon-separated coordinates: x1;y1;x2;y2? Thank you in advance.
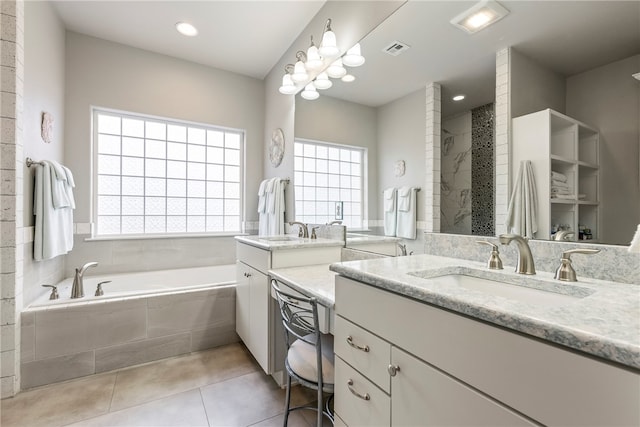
424;82;441;233
494;48;511;236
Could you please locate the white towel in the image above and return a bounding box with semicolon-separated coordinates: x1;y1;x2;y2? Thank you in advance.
551;171;567;182
383;187;397;236
506;160;538;238
34;162;74;261
257;179;268;213
396;187;417;239
45;160;75;209
266;178;278;214
268;178;286;235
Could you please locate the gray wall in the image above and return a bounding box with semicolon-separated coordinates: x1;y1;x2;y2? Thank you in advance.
511;48;566;118
376;89;426;222
294;94;377;221
566;55;640;245
22;1;66;307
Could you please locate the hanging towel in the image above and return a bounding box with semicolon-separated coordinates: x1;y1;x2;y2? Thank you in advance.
506;160;538;238
396;187;418;239
257;179;268;214
267;178;286;235
383;187;397;236
258;178;275;236
33;162;74;261
47;160;76;209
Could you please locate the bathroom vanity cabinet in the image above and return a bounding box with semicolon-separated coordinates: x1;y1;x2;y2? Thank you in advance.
334;275;639;427
235;237;342;379
512;108;600;241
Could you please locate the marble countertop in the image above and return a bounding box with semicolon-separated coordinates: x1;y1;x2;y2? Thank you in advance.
345;233;400;245
329;255;640;370
268;264;336;308
235;235;344;251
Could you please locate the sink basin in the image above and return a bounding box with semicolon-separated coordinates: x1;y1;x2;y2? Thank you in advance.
260;236;301;242
410;272;592;307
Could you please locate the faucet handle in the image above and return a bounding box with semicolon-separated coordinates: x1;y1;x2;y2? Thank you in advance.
311;226;320;239
554;248;600;282
95;280;112;296
42;284;59;300
476;241;503;270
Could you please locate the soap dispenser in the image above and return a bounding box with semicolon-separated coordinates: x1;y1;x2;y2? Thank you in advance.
476;241;504;270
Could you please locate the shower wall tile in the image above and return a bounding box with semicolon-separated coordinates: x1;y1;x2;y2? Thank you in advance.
34;299;147;359
95;333;190;373
21;351;94;389
147;287;235;338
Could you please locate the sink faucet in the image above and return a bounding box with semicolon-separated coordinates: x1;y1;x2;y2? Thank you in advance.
288;221;309;238
397;243;407;256
498;234;536;275
71;262;98;298
554;230;575;241
327;220;342;225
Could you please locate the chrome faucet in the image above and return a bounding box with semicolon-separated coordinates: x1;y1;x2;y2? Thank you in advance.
397;243;407;256
71;262;98;298
327;220;342;225
288;221;309;238
498;234;536;275
554;230;575;241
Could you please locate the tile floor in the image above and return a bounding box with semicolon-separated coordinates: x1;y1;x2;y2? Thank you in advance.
1;343;328;427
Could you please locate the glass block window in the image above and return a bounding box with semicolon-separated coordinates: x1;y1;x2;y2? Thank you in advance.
93;108;244;236
294;140;364;228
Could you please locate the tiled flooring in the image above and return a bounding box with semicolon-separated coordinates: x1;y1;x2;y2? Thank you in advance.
1;343;326;427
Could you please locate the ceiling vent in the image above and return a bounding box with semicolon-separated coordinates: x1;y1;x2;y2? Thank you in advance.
383;41;410;57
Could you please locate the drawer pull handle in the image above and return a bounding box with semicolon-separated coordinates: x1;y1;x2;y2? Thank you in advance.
346;336;370;352
244;272;252;278
388;364;400;376
347;379;370;401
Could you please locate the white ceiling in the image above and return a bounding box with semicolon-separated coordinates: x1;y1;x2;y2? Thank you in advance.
51;0;640;116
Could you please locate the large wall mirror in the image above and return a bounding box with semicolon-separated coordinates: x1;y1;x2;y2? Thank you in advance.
294;1;639;246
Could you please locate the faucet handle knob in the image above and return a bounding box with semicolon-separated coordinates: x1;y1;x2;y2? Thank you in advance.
42;284;59;300
95;280;111;296
476;241;503;270
555;248;600;282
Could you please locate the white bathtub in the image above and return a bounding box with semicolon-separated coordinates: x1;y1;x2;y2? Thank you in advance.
29;264;237;308
21;264;239;389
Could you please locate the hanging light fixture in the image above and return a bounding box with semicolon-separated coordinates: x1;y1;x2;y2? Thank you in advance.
279;64;297;95
342;43;365;67
305;36;323;70
301;82;319;100
314;72;332;90
318;19;339;58
326;57;347;79
291;51;309;83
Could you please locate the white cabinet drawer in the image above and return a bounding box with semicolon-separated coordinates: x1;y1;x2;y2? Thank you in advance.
334;315;391;393
335;356;390;427
237;242;270;273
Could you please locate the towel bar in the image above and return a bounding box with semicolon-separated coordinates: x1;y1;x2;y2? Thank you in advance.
25;157;44;167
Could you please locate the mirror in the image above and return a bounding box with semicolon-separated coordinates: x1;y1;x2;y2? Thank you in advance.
294;1;639;246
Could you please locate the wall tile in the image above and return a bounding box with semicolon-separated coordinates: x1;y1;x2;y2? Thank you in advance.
21;351;94;389
190;324;239;352
147;287;235;338
20;313;34;362
95;333;190;373
1;1;17;17
1;349;15;376
1;375;15;398
1;297;15;325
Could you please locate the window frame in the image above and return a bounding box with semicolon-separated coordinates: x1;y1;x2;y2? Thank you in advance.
293;138;367;229
91;106;245;239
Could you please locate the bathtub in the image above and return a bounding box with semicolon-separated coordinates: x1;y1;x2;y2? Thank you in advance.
21;264;239;389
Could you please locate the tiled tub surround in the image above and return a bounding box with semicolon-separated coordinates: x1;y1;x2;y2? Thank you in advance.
20;265;239;389
330;255;640;370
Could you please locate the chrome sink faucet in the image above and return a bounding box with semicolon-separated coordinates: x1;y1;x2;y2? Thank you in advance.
288;221;309;238
71;262;98;298
498;234;536;275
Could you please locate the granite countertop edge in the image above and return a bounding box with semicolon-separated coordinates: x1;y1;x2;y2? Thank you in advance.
329;255;640;370
235;235;344;250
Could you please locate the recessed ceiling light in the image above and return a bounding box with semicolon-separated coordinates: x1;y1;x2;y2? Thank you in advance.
450;0;509;34
453;95;465;101
176;22;198;37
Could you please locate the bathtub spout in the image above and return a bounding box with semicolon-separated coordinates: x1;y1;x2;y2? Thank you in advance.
71;262;98;299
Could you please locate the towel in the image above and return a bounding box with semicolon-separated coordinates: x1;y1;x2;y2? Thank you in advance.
34;162;74;261
396;187;418;239
258;178;286;236
383;187;397;236
266;178;277;214
46;160;75;209
551;171;567;182
257;179;268;213
506;160;538;238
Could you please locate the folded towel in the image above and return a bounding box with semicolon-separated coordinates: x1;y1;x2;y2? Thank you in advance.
506;160;538;238
551;194;575;199
383;188;397;236
551;180;571;188
257;179;268;213
43;160;75;209
266;178;278;214
62;165;76;188
551;171;567;182
383;188;396;212
397;186;411;212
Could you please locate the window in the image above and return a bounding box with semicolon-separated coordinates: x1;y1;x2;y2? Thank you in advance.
294;140;364;228
93;108;243;236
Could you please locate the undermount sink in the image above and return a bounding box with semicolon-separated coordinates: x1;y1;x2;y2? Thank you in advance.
260;236;301;242
409;272;593;307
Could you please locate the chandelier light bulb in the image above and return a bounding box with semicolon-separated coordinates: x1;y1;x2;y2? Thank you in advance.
301;82;319;100
279;74;297;95
291;60;309;83
341;74;356;83
305;37;324;70
319;19;339;58
342;43;365;67
326;58;347;79
314;72;333;90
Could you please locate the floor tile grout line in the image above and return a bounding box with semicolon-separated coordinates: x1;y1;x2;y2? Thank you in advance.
197;387;212;427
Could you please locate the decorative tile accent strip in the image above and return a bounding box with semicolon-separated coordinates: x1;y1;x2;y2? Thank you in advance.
471;103;495;236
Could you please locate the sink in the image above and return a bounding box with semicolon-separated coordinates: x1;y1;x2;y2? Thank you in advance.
409;272;592;307
260;236;301;242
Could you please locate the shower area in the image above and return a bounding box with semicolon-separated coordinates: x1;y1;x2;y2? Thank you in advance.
441;103;495;236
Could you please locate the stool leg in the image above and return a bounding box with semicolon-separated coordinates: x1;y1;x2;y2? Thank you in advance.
316;385;323;426
283;372;292;427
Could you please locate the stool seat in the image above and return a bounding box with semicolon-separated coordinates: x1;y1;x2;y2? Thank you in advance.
288;333;334;385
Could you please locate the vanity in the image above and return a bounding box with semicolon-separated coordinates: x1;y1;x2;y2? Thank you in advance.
330;255;640;426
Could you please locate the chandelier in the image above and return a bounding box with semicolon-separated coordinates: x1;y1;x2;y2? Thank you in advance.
279;19;366;100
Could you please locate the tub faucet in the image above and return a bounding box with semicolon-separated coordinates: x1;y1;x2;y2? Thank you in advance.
71;262;98;299
498;234;536;275
288;221;309;238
